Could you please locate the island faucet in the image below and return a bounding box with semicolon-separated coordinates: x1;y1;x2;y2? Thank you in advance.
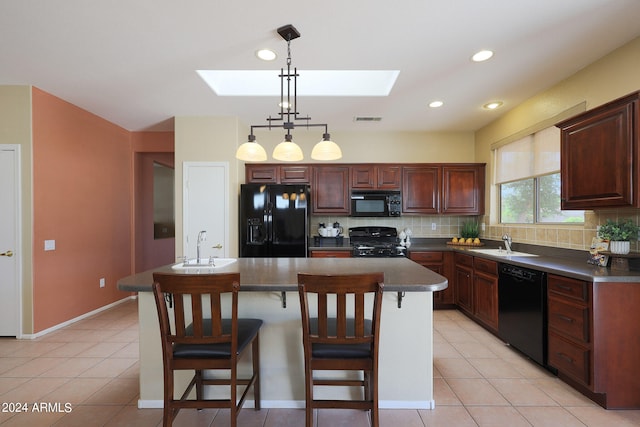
502;234;513;253
196;230;207;263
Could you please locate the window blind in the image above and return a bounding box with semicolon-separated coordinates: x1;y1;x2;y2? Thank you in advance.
495;126;560;184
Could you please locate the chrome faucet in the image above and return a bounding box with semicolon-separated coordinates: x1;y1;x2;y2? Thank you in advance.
502;234;513;253
196;230;207;263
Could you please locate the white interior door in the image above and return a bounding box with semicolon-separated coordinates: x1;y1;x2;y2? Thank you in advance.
183;162;229;259
0;145;21;336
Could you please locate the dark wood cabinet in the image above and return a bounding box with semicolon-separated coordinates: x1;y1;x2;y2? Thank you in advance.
547;274;640;409
312;166;350;214
472;257;498;332
245;164;310;184
245;164;279;183
454;253;473;315
442;165;485;214
547;275;593;393
402;166;439;214
309;250;351;258
351;165;401;189
557;91;639;209
402;164;485;215
409;251;454;308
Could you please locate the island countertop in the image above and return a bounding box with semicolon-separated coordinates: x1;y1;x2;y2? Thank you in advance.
117;257;448;293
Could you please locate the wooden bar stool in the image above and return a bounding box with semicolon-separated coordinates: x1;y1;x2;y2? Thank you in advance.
152;272;262;427
297;272;384;427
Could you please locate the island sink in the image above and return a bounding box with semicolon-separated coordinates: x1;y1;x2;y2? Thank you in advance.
469;248;538;257
171;258;237;271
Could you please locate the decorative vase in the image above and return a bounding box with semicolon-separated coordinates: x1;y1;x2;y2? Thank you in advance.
609;240;630;255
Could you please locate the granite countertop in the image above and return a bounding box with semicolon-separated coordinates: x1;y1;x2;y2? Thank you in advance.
309;237;640;283
117;257;448;293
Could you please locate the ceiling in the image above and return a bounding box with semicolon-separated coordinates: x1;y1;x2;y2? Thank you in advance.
2;0;640;133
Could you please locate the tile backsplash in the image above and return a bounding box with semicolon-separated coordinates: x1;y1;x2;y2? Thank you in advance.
315;208;640;252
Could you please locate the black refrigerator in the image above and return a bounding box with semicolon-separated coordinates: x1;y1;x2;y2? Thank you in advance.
239;184;310;257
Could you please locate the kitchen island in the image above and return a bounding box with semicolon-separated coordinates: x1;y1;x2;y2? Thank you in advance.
117;257;447;409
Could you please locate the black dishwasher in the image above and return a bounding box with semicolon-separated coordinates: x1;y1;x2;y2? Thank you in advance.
498;264;547;366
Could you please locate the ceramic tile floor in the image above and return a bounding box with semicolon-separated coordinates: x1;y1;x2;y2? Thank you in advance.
1;299;640;426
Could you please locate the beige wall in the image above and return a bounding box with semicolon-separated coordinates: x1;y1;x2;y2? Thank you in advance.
0;86;34;333
475;36;640;250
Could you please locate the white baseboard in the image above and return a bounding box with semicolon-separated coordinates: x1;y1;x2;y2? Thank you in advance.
20;296;137;339
137;399;436;410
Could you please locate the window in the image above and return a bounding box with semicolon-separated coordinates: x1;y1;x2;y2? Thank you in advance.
495;127;583;224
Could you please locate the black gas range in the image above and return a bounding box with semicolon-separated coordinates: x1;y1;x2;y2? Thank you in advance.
349;226;407;258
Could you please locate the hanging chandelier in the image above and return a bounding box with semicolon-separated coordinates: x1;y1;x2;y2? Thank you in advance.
235;24;342;162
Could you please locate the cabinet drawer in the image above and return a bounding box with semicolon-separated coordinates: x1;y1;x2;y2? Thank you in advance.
309;250;351;258
454;253;473;268
548;332;590;386
548;274;589;302
548;297;589;343
410;251;443;262
473;257;497;276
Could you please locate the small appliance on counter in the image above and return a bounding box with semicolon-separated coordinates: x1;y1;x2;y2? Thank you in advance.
350;226;407;257
314;222;344;246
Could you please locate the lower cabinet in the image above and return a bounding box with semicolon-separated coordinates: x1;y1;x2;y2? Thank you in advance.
547;273;640;409
472;257;498;332
454;253;474;314
309;250;351;258
409;251;454;307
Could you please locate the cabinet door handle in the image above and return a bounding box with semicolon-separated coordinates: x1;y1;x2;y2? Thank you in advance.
556;284;572;291
556;314;574;323
557;352;574;364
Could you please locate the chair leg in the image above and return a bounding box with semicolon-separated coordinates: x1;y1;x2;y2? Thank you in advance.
252;333;261;410
370;369;379;427
305;366;313;427
163;369;174;427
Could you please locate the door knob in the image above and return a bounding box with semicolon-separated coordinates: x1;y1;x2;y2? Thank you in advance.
212;244;223;249
0;250;13;257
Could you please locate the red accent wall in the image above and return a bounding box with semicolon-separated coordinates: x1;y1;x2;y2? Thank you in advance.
30;89;162;332
132;132;175;273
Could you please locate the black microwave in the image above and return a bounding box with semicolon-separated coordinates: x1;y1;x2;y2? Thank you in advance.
350;191;402;217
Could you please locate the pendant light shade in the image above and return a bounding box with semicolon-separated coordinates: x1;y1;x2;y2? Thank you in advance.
236;136;267;161
311;133;342;160
272;135;304;161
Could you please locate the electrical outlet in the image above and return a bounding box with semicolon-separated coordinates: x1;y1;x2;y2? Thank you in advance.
99;278;105;288
431;223;437;231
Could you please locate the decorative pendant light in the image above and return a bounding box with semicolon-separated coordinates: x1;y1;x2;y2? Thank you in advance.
273;134;304;161
237;24;341;162
311;133;342;160
235;135;267;161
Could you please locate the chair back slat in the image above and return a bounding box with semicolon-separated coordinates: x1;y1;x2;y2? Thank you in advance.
298;272;384;346
152;272;240;349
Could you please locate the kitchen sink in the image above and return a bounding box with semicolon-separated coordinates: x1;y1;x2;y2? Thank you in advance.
171;258;237;271
469;248;539;257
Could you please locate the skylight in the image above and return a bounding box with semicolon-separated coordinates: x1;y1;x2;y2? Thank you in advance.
196;70;400;96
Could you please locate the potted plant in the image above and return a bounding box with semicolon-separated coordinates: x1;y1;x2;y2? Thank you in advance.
597;219;639;254
459;220;480;245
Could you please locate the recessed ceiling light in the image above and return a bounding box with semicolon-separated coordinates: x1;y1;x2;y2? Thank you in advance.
256;49;277;61
429;100;444;108
472;50;494;62
483;101;503;110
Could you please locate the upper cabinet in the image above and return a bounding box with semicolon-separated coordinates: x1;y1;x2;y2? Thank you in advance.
557;91;639;209
246;162;485;215
441;165;485;215
402;164;485;215
245;164;310;184
402;166;439;214
351;165;401;190
312;166;350;214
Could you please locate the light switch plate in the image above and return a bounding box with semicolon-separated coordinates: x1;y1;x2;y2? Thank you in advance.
44;240;56;251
